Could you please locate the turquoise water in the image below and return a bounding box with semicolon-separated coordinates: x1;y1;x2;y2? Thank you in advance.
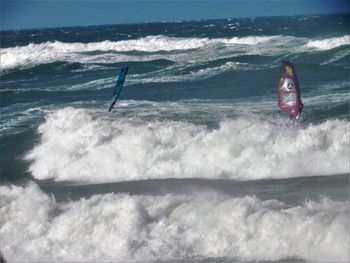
1;14;349;262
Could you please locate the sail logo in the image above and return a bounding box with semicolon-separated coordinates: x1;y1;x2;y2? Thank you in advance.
285;66;293;75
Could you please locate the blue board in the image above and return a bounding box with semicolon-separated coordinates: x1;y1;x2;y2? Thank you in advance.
108;67;128;112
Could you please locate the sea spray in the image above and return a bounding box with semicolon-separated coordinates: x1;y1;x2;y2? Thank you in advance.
26;107;349;183
1;183;349;262
2;35;348;70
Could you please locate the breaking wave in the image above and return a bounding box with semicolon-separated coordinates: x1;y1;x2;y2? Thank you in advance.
2;35;348;71
306;35;350;50
1;183;349;262
26;107;349;183
0;35;275;70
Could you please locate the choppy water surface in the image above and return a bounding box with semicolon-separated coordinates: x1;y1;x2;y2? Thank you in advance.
1;14;349;262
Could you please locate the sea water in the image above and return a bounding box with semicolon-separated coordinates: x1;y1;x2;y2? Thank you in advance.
1;14;349;262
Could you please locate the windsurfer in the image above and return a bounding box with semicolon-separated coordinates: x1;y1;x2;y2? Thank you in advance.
289;102;303;121
278;61;303;122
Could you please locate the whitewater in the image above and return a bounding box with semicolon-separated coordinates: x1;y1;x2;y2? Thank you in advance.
1;183;349;262
2;35;349;70
26;107;349;183
1;13;349;262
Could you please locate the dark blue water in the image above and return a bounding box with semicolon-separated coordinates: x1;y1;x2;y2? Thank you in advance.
0;14;349;262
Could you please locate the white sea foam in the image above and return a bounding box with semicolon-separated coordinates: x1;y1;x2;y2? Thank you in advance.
0;42;137;70
1;183;349;262
306;35;350;50
26;107;350;183
0;35;296;70
2;34;347;71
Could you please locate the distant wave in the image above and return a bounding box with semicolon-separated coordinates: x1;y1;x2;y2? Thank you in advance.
0;61;254;93
1;182;349;262
25;107;349;183
0;35;275;70
306;35;350;50
131;61;252;84
2;35;348;71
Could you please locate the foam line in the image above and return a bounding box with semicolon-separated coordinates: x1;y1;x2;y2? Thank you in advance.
0;35;302;70
25;107;349;183
1;183;349;262
3;35;348;70
306;35;350;50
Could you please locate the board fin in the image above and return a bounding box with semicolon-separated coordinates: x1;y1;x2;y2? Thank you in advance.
108;66;129;112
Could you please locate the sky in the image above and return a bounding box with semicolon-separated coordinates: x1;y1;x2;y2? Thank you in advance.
1;0;349;30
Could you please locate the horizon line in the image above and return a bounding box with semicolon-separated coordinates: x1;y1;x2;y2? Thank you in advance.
1;11;348;32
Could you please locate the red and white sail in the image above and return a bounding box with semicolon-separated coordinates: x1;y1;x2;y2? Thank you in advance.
278;61;302;118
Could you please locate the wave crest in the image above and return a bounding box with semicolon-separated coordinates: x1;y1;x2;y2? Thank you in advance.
306;35;350;50
25;107;350;183
1;183;349;262
1;35;275;70
2;35;348;70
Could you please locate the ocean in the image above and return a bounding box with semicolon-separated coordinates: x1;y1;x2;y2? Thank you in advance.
0;14;349;262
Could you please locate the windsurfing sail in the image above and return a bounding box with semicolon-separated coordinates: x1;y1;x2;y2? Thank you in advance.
108;66;128;112
278;61;303;119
